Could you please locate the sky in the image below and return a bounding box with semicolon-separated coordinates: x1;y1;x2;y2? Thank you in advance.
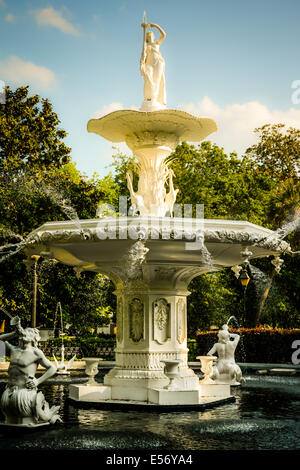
1;0;300;177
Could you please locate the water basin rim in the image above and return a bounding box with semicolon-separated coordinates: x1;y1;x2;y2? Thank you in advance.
30;217;276;234
87;108;218;142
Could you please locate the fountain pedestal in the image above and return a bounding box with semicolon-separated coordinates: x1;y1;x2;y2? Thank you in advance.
69;271;233;406
103;283;199;402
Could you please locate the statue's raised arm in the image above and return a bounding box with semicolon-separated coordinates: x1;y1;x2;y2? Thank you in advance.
140;16;167;111
149;23;166;45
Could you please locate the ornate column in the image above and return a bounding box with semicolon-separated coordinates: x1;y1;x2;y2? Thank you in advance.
104;265;200;401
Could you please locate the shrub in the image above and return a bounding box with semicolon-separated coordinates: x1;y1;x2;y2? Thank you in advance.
42;336;116;360
196;327;300;364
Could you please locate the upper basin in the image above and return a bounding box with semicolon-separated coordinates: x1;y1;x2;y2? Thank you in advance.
25;217;290;276
87;109;218;144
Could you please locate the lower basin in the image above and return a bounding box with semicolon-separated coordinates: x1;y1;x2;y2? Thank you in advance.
0;371;299;451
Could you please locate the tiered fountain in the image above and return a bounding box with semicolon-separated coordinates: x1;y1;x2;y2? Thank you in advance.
23;17;290;408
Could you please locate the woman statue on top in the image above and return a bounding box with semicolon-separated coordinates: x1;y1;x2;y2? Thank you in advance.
140;20;167;110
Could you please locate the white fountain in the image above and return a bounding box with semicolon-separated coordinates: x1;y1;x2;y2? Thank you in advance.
0;316;62;427
53;302;76;375
23;16;290;408
207;324;244;385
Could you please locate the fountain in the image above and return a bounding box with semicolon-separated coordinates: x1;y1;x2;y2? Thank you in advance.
53;302;76;375
207;324;244;385
0;316;61;427
197;356;216;384
82;358;101;386
20;16;291;408
161;360;181;390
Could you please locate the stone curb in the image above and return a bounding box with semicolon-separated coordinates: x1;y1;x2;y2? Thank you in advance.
1;361;299;372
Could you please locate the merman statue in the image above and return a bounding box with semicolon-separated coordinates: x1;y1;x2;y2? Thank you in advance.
0;316;62;426
207;324;244;385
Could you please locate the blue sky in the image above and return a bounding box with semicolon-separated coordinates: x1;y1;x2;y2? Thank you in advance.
1;0;300;177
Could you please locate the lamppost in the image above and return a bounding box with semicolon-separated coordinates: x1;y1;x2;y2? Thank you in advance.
239;267;250;326
31;254;41;328
239;268;250;288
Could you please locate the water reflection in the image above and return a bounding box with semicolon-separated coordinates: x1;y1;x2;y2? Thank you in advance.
0;374;299;450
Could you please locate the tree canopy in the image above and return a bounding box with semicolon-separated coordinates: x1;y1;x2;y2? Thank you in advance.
111;127;300;329
0;86;71;174
0;87;116;334
0;86;299;334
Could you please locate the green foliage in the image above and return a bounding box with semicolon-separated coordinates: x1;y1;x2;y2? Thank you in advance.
170;141;275;226
187;270;243;335
245;124;300;182
0;87;117;333
43;336;116;360
0;86;71;173
0;86;299;334
111;125;300;331
196;328;300;364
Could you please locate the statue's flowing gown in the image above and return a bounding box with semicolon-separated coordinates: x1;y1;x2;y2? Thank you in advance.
142;44;166;106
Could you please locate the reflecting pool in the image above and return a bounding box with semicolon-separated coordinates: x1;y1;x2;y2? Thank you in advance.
0;373;299;450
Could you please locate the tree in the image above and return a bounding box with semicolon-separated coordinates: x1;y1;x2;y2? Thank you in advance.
111;136;300;330
0;87;118;333
0;86;71;174
245;124;300;182
170;141;275;226
111;141;276;226
187;270;243;335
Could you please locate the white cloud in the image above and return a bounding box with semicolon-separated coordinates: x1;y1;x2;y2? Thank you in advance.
5;13;15;22
179;96;300;155
31;7;81;36
0;0;5;7
90;103;140;156
91;102;124;119
91;98;300;157
0;55;57;90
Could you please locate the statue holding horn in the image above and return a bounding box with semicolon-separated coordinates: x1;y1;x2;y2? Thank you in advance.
140;12;167;110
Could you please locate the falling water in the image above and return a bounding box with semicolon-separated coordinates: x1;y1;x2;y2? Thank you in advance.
0;171;85;263
40;184;82;233
0;232;36;264
0;306;14;320
264;208;300;246
39;258;59;276
274;211;300;240
226;315;246;362
123;239;149;281
0;228;23;241
200;243;213;267
192;231;213;267
248;264;271;301
248;264;275;324
0;228;25;260
256;271;276;323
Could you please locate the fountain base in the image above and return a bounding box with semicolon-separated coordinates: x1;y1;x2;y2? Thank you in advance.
69;382;231;407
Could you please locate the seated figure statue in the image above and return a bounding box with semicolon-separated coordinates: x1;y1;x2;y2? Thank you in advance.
0;316;61;426
207;324;244;385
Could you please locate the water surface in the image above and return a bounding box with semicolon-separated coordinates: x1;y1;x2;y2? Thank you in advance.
0;373;299;450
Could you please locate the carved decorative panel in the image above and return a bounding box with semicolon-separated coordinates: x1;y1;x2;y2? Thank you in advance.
153;298;170;345
177;298;186;344
129;298;144;342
